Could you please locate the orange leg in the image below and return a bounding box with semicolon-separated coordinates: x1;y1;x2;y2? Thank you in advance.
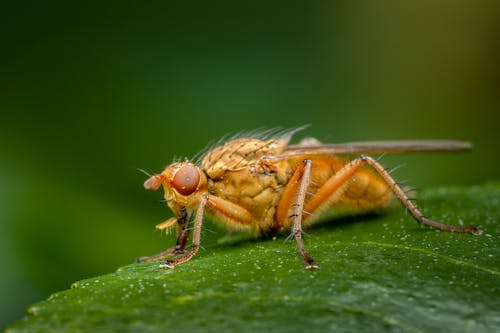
160;195;208;268
137;208;191;263
160;194;254;268
276;159;318;269
305;156;482;235
277;156;482;269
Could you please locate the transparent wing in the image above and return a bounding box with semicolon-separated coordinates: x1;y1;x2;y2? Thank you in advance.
284;140;472;157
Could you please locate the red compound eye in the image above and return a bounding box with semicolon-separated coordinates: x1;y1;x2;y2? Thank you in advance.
172;165;200;196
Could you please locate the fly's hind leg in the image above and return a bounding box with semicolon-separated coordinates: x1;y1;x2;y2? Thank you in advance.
304;155;482;235
355;156;482;235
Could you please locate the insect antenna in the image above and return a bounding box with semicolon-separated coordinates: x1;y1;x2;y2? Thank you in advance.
137;168;153;177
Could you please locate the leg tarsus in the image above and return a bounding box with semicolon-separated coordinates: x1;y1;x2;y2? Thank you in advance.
359;156;481;236
420;217;482;235
162;245;200;268
159;261;175;269
138;208;192;264
291;229;319;269
161;196;207;268
306;262;320;270
286;160;321;269
136;246;180;263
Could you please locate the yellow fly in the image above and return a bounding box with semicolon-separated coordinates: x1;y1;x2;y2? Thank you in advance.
138;129;481;269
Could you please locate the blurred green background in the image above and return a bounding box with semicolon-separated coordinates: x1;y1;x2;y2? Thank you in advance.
1;1;499;328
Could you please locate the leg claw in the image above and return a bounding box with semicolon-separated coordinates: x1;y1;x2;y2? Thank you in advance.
159;261;175;269
305;262;319;269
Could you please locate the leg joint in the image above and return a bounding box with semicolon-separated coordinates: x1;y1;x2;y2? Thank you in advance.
359;154;372;162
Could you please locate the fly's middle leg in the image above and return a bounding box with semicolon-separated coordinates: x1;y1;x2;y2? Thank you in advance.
277;159;318;269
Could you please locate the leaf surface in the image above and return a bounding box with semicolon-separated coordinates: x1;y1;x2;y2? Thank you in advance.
6;183;500;333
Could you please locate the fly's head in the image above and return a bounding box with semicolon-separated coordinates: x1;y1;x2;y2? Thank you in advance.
144;162;207;212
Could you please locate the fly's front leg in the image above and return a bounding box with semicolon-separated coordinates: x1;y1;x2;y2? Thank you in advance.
137;209;190;263
173;208;191;253
161;196;208;268
276;159;318;269
161;194;254;268
304;155;482;235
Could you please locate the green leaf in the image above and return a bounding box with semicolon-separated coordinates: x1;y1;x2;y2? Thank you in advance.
6;183;500;333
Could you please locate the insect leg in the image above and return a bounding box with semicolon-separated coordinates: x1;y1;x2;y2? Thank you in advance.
163;194;254;267
173;208;191;252
137;247;177;263
356;156;482;235
304;156;481;235
204;195;253;227
161;195;208;267
137;209;191;263
277;159;318;269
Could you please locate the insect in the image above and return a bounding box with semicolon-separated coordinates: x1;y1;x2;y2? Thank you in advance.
137;128;481;269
